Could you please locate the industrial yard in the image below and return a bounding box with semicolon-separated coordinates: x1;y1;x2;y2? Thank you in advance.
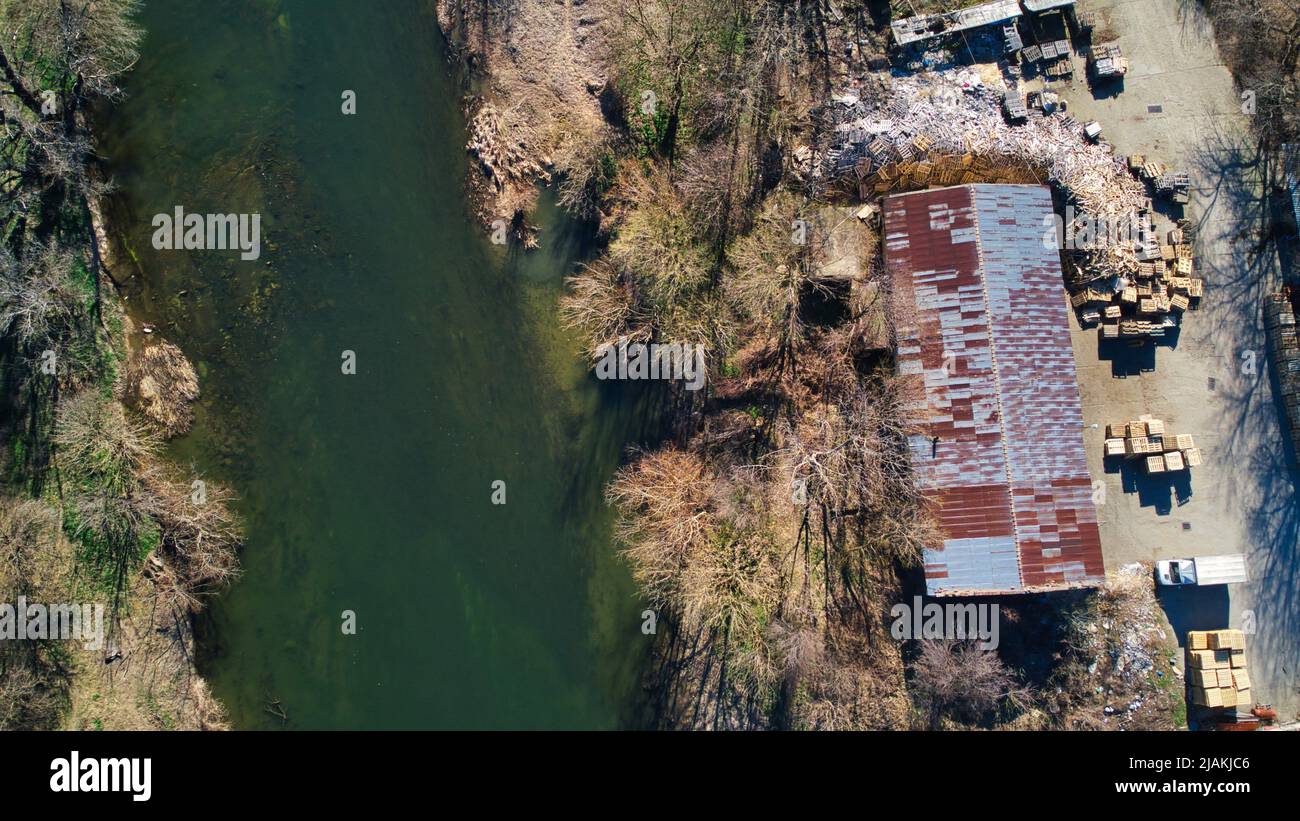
1061;0;1300;726
860;0;1300;726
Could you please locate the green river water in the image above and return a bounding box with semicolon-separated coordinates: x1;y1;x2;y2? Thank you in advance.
100;0;656;729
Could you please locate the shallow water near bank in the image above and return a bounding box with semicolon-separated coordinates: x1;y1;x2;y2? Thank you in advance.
100;0;654;729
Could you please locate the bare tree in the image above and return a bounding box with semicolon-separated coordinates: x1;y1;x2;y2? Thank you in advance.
138;463;242;609
0;241;87;358
607;448;718;607
559;257;652;359
0;0;141;196
911;639;1029;728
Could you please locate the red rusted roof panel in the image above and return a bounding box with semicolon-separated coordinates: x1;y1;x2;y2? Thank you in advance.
886;184;1104;595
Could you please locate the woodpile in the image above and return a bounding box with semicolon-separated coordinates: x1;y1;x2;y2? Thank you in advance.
1188;630;1251;711
1264;292;1300;460
1087;42;1129;80
819;71;1147;231
1103;417;1203;473
1074;219;1203;341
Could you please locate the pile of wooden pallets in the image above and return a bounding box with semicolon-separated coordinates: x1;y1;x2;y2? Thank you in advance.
1264;292;1300;461
1002;91;1028;123
1155;172;1193;204
1087;42;1129;81
820;70;1148;233
1073;224;1202;339
855;150;1037;197
1103;418;1203;473
1188;629;1251;711
1020;39;1073;79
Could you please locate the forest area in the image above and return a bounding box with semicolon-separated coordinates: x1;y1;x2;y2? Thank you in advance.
1199;0;1300;153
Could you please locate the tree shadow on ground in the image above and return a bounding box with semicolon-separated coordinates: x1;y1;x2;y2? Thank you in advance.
1184;119;1300;714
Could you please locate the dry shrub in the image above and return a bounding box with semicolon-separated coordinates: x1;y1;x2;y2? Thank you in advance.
607;448;716;606
677;138;757;240
54;390;158;493
0;497;68;596
554;129;616;221
793;608;910;730
912;639;1029;728
607;163;713;309
679;523;779;641
122;340;200;437
0;501;75;730
138;464;241;610
725;191;824;343
0;647;69;730
608;447;781;645
559;257;652;359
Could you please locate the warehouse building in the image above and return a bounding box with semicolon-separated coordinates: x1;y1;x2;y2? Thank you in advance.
885;184;1105;596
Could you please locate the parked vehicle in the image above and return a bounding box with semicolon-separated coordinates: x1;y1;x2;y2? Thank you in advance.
1156;555;1249;586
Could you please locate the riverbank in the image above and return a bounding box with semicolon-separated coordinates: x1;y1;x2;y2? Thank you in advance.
0;2;240;731
436;0;1189;730
436;0;614;239
436;0;921;729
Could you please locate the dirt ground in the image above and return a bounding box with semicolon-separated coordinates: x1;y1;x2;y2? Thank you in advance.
1036;0;1299;723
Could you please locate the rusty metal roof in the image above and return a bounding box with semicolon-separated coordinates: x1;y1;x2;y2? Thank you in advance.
1023;0;1076;12
891;0;1022;47
886;184;1105;596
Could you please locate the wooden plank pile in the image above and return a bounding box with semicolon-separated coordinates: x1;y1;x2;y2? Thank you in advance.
1087;42;1129;80
1264;292;1300;460
821;70;1147;244
1103;418;1203;473
1188;630;1251;711
1074;223;1202;339
1002;90;1028;123
1155;172;1192;204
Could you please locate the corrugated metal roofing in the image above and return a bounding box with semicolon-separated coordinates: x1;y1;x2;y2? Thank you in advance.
1023;0;1076;12
892;0;1022;46
886;184;1105;596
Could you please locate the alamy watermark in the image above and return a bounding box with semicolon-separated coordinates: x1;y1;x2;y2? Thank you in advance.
1042;206;1150;252
50;752;151;802
152;206;261;261
0;597;104;651
890;595;1000;650
594;337;707;391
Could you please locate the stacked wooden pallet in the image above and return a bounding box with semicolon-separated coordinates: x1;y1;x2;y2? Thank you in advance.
1188;630;1250;711
1264;293;1300;461
1103;419;1202;472
1077;229;1202;339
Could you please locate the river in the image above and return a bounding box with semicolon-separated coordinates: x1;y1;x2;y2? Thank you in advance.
99;0;655;729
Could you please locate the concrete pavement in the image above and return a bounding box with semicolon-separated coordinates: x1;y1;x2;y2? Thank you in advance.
1055;0;1300;722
